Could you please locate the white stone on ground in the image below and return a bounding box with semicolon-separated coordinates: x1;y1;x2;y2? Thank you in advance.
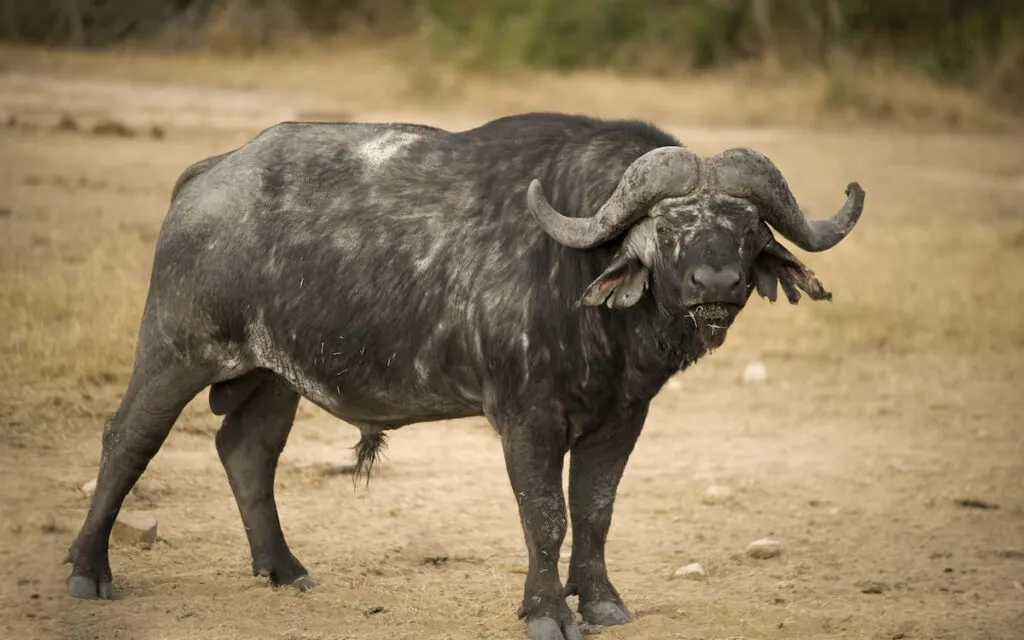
742;361;768;383
746;538;783;559
700;485;734;505
672;562;707;580
79;478;97;497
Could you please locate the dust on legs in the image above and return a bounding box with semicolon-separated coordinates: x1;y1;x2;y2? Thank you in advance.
498;408;584;640
564;412;645;627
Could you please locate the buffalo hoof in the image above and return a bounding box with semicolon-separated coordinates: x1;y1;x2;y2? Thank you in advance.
67;574;114;600
526;616;583;640
580;599;631;626
254;557;315;592
286;575;316;592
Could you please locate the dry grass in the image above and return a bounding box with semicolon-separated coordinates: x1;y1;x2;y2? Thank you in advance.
2;43;1022;134
0;230;149;385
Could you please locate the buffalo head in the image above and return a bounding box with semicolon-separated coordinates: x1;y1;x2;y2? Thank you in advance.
526;146;865;349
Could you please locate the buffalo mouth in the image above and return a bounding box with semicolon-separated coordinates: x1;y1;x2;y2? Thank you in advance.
687;302;740;350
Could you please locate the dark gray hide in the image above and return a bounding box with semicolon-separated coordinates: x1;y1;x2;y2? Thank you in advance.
65;112;865;640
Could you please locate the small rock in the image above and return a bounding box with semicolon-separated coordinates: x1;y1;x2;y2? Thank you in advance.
701;485;734;505
90;119;134;138
858;580;888;594
672;562;707;581
79;478;97;497
954;498;999;510
111;510;157;548
56;113;78;131
742;361;768;383
1013;580;1023;592
746;538;783;559
777;580;795;589
401;535;448;565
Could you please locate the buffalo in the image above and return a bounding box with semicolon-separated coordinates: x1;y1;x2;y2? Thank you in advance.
65;112;864;640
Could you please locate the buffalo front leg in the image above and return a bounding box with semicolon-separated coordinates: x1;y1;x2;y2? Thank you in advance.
214;372;313;590
499;420;582;640
565;409;645;627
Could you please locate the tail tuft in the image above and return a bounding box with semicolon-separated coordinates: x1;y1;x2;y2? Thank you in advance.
352;432;388;486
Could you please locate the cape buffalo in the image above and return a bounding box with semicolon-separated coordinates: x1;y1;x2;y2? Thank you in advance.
65;112;864;640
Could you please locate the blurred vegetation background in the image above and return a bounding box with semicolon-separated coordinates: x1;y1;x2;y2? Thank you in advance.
2;0;1022;114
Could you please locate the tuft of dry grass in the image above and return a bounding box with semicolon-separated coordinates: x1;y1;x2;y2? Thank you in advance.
0;234;149;386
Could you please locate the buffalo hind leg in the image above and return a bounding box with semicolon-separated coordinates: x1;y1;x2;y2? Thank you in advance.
66;354;216;599
497;409;582;640
214;371;312;590
565;408;646;627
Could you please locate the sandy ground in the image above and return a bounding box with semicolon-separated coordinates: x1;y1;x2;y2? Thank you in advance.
1;48;1023;640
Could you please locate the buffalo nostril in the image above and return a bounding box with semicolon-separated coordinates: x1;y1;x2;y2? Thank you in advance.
690;266;712;290
722;266;741;287
690;265;742;295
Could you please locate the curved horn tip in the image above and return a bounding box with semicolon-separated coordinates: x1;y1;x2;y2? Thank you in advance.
526;178;544;199
804;180;865;252
525;179;548;213
838;181;866;230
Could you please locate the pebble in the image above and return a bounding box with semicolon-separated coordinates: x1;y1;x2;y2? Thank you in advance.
746;538;783;559
111;510;158;548
401;535;449;565
672;562;707;581
742;361;768;383
79;478;97;497
701;485;734;505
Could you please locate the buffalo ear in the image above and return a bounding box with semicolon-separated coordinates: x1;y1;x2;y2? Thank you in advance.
579;255;650;309
754;240;833;305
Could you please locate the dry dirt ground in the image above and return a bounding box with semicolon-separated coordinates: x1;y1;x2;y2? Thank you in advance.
1;47;1023;640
